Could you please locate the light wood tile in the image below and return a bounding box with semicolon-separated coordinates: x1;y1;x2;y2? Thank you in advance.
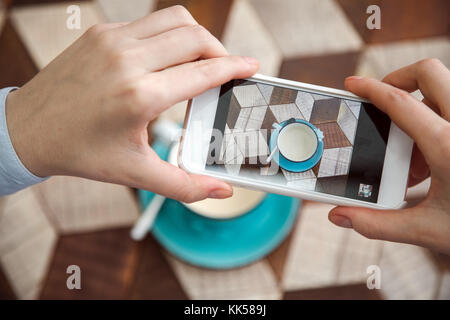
222;0;281;76
345;100;361;119
245;106;267;131
95;0;154;22
166;254;281;299
356;37;450;80
282;202;348;291
159;100;188;124
0;188;57;299
233;84;267;108
11;2;104;69
250;0;362;58
257;83;274;104
379;243;441;299
295;91;315;121
337;232;384;285
35;177;139;234
337;101;358;144
0;188;55;256
269;103;304;123
318;148;340;178
438;273;450;300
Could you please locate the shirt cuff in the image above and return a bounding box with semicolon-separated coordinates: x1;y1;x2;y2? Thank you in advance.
0;87;48;196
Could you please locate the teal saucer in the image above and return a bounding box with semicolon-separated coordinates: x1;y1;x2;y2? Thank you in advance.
138;140;301;269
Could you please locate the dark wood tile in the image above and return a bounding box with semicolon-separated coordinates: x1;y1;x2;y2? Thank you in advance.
312;160;321;177
261;107;276;130
337;0;450;44
315;122;352;149
0;265;16;299
226;93;241;129
130;236;187;300
40;228;140;299
269;87;298;105
310;98;341;124
279;51;361;90
155;0;234;40
0;17;38;87
284;283;382;300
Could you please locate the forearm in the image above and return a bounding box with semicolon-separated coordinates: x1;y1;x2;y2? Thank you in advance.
0;87;47;196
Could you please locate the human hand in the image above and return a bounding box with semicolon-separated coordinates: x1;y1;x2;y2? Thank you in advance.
328;59;450;254
5;6;259;202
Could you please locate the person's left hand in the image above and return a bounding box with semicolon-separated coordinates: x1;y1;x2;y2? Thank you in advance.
5;6;259;202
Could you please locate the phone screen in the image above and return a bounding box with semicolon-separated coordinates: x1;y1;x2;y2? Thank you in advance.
204;80;391;203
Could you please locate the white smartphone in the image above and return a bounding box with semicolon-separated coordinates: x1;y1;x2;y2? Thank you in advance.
179;74;414;209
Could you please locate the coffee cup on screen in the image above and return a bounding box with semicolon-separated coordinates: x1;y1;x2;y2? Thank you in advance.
267;118;323;165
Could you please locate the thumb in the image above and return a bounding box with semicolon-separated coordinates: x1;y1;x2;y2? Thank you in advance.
328;206;424;245
132;155;233;203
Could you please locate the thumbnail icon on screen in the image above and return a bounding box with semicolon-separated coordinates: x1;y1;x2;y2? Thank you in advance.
358;184;373;198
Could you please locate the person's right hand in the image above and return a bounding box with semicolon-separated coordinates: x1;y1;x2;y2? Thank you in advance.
5;6;259;202
328;59;450;254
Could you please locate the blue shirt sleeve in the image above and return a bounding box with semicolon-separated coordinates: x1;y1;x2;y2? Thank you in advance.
0;87;48;196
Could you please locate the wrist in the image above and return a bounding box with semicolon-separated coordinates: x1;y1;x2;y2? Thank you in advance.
5;88;52;178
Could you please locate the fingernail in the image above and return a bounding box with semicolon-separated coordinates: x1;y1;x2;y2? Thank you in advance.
243;56;259;65
208;187;232;199
330;214;353;229
346;76;363;81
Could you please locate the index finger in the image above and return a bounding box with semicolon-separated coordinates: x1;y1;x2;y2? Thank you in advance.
382;59;450;120
143;55;259;114
117;5;198;39
345;76;447;152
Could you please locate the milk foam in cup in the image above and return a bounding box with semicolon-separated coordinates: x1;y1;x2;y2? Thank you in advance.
277;122;318;162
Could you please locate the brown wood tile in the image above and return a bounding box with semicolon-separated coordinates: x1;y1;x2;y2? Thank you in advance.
155;0;234;39
226;93;241;129
316;122;352;149
309;98;341;124
269;87;298;105
0;17;37;87
130;236;187;300
337;0;450;44
279;51;361;90
312;160;321;177
283;283;382;300
261;106;276;131
40;228;140;299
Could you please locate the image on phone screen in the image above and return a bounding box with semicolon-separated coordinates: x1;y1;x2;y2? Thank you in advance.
205;80;391;203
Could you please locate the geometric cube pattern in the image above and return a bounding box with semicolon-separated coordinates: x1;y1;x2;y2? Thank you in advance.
221;81;361;195
0;0;449;300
